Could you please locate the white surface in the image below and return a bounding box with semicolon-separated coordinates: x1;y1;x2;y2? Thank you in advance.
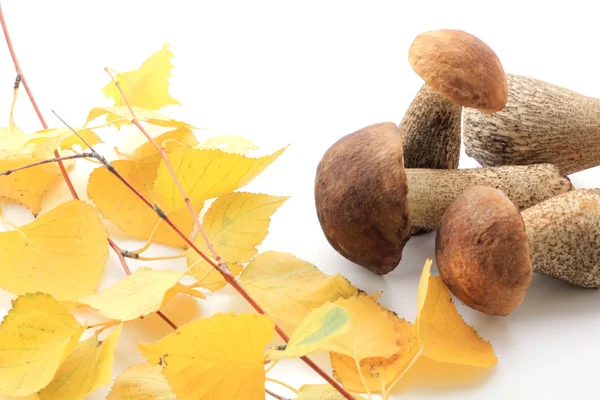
1;1;600;399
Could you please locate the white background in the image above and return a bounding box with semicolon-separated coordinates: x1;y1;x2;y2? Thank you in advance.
1;1;600;399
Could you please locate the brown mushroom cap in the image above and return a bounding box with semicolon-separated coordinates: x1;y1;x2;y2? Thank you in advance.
314;122;411;275
435;186;532;316
408;29;508;113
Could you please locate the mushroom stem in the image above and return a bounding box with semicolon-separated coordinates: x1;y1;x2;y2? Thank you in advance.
407;164;573;234
463;74;600;175
521;189;600;288
399;84;462;169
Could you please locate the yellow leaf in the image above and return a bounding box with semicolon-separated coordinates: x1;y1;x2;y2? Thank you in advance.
86;106;194;130
330;260;497;396
0;293;86;396
326;294;400;360
139;313;274;400
88;147;285;248
0;200;109;300
38;324;122;400
199;135;258;154
80;267;202;321
238;251;358;327
416;262;497;367
297;384;362;399
33;127;103;153
106;363;176;400
269;303;350;360
186;192;288;291
102;44;180;110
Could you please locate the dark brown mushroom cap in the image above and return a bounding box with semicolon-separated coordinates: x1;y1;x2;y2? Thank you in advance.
435;186;532;316
314;122;411;275
408;29;508;113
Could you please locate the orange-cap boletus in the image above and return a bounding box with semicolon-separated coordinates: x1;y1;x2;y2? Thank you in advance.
315;122;411;275
400;29;508;169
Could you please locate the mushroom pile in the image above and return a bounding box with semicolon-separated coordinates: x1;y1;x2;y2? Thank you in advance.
314;28;600;316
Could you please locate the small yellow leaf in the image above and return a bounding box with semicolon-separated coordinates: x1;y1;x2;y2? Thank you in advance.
0;293;86;397
87;106;195;130
102;44;180;110
199;135;258;154
269;303;350;360
38;325;122;400
416;261;497;367
80;268;196;322
186;192;288;291
30;127;103;155
139;313;274;400
106;363;176;400
326;294;400;360
297;384;362;399
238;251;358;327
0;200;109;300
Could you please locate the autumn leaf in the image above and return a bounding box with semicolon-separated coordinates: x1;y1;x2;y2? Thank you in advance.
297;384;362;399
139;313;274;400
0;200;109;301
238;251;358;327
106;363;176;400
38;325;122;400
186;192;288;291
268;303;350;360
330;260;497;397
199;135;258;154
33;127;103;153
0;293;86;397
88;147;285;248
86;106;195;130
79;267;204;322
102;44;180;110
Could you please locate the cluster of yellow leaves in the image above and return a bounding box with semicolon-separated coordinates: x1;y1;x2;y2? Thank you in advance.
0;42;500;400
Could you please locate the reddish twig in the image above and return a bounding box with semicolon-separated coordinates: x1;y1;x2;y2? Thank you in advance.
104;68;222;264
0;3;175;331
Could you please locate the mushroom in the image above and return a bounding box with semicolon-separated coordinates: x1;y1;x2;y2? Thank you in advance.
407;163;573;234
522;189;600;288
435;186;532;316
399;29;508;169
436;187;600;316
314;122;411;275
463;73;600;175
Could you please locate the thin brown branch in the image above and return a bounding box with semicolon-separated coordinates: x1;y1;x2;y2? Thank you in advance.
104;68;222;264
0;153;94;176
0;5;177;332
265;388;289;400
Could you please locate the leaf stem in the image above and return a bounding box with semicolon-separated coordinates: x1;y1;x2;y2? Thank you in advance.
0;5;177;331
104;67;222;264
265;377;300;395
265;388;289;400
133;254;186;261
265;359;280;374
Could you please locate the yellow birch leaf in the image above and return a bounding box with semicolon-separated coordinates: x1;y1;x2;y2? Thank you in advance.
86;106;195;130
102;44;180;110
80;267;201;322
199;135;258;154
186;192;288;291
297;384;362;399
106;363;176;400
139;313;274;400
87;160;197;248
38;324;122;400
0;200;109;301
326;293;400;360
269;303;350;360
32;127;103;153
238;251;358;327
0;293;86;397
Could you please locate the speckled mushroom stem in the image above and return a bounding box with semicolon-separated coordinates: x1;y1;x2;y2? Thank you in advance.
463;74;600;175
399;84;462;169
407;164;573;234
522;189;600;288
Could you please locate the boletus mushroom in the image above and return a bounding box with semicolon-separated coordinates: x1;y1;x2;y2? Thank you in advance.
407;163;573;234
435;186;532;316
314;122;411;275
399;29;508;169
436;187;600;316
463;73;600;175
